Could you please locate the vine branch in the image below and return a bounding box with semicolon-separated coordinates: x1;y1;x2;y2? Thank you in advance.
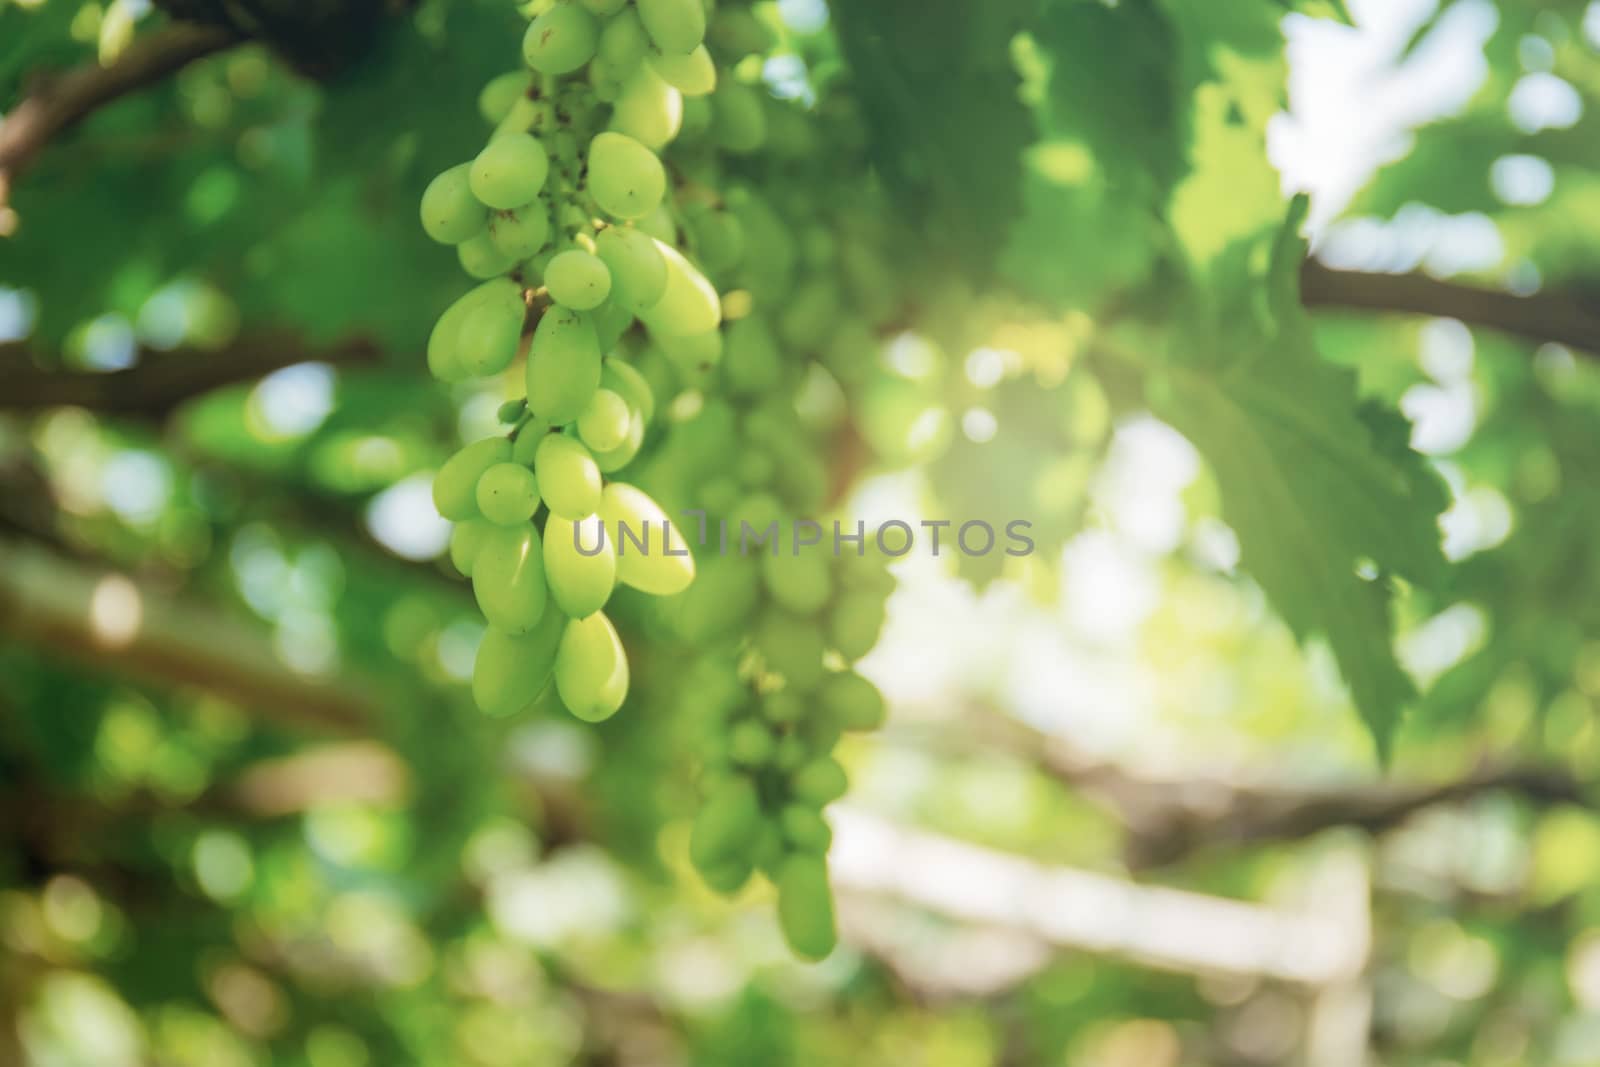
0;334;382;418
1301;260;1600;359
0;24;238;198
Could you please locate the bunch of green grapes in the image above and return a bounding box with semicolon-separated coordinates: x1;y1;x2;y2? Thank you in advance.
421;0;727;724
421;0;920;959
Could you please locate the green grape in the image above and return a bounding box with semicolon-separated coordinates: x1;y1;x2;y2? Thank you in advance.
687;206;744;273
601;357;656;425
472;609;565;716
458;229;517;279
827;590;887;660
587;133;667;221
755;610;826;690
729;719;773;765
780;805;832;853
648;44;716;96
610;64;682;150
671;554;757;641
597;7;650;71
434;437;512;521
512;422;552;466
479;71;528;125
580;0;627;16
544;249;612;310
699;855;754;894
449;518;495;577
427;291;475;382
820;316;877;386
554;610;629;721
773;733;809;773
711;82;767;154
594;301;635;352
638;241;720;336
820;671;885;731
679;94;713;140
617;211;664;254
594;225;668;311
791;756;848;805
470;133;550;210
455;279;525;376
525;306;601;424
637;0;705;55
534;433;602;518
544;513;617;619
654;328;722;384
473;523;548;634
490;203;551;259
760;550;831;615
736;451;774;492
778;277;841;352
591;411;646;473
689;776;760;870
497;399;527;424
421;163;488;244
600;482;696;594
475;462;541;525
722;313;782;395
775;853;836;960
577;388;631;452
708;7;773;61
762;689;803;725
523;3;600;75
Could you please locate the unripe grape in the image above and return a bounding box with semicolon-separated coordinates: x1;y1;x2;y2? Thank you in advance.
729;719;773;765
711;82;767;154
600;482;695;595
544;249;612;310
598;7;650;71
458;229;517;279
594;301;635;352
455;279;525;376
580;0;626;15
523;3;600;75
526;306;601;424
635;203;677;244
577;388;631;452
820;671;886;731
654;327;722;385
544;513;617;619
828;590;888;660
427;293;474;382
689;776;760;870
475;462;541;525
679;95;713;139
535;433;603;518
773;733;809;773
472;610;565;717
470;133;550;210
699;855;754;894
638;241;720;336
776;854;836;960
779;278;842;353
637;0;705;55
708;7;773;61
792;757;848;805
434;437;512;521
421;163;488;244
591;410;645;473
610;64;682;150
489;203;551;259
600;357;656;425
473;523;548;634
723;312;782;395
780;805;832;853
648;44;716;96
594;225;668;308
479;71;528;125
672;554;758;641
737;449;774;488
761;548;831;615
761;689;804;725
554;611;629;721
587;133;667;221
755;610;826;690
687;207;744;273
449;518;494;577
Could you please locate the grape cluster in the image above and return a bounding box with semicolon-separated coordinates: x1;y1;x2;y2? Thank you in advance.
422;0;912;959
421;0;727;724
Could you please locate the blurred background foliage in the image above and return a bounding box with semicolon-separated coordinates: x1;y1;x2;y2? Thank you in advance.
2;0;1600;1064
